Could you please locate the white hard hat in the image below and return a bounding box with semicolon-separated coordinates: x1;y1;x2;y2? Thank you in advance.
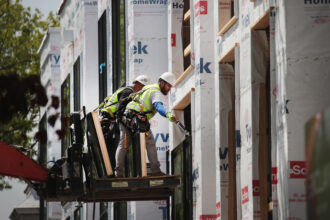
159;72;176;86
132;75;150;86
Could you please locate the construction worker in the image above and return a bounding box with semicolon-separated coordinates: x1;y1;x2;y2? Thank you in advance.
98;75;150;173
115;72;177;177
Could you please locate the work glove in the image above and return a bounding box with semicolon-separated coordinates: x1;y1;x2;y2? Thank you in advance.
166;112;176;122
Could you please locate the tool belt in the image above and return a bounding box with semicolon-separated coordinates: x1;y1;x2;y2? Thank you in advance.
101;111;118;139
122;109;151;133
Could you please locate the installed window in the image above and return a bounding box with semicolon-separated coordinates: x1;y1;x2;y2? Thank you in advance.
112;0;126;91
98;11;108;103
73;57;80;111
61;75;70;157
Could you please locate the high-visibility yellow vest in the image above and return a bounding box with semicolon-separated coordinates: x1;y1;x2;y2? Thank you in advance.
126;83;160;120
101;87;133;117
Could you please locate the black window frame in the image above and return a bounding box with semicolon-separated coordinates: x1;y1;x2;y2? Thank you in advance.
98;11;108;103
73;57;81;111
61;74;71;157
100;202;108;220
171;105;192;220
38;113;47;166
74;207;81;220
112;0;126;92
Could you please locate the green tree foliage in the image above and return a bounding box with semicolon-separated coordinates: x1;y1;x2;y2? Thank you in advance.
0;0;60;190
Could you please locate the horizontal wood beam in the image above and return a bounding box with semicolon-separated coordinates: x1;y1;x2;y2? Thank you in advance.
184;10;190;22
174;65;194;87
218;16;238;36
219;43;238;63
250;7;274;30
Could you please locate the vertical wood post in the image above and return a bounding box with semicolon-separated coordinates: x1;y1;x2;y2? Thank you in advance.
140;133;147;177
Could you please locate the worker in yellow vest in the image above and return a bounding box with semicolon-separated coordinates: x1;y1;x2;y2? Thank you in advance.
97;75;150;173
115;72;177;177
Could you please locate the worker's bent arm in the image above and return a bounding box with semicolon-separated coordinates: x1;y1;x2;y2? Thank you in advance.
153;102;167;117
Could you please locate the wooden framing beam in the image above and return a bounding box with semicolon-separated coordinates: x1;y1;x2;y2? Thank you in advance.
172;88;195;110
174;65;194;87
219;43;238;63
184;9;190;22
184;44;191;57
250;7;274;30
218;16;238;36
140;133;147;177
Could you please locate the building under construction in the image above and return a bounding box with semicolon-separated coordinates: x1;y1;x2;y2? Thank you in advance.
37;0;330;219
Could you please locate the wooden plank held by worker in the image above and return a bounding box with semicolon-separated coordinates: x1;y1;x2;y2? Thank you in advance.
91;111;113;176
140;133;147;177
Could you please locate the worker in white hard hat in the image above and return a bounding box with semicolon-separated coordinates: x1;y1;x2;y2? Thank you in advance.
95;75;150;174
115;72;177;177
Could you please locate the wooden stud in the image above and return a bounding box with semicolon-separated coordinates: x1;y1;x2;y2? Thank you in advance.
250;7;274;30
172;88;195;110
140;133;147;177
184;44;191;57
258;84;268;220
219;43;238;63
184;9;190;22
91;111;113;176
218;16;238;36
173;65;194;87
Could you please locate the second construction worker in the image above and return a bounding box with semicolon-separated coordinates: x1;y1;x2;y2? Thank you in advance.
115;72;177;177
97;75;150;172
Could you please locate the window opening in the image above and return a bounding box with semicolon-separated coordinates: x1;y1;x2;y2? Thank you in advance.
251;15;272;219
61;75;70;157
112;0;126;91
218;0;237;36
182;0;191;71
100;202;108;220
73;57;80;111
38;113;47;166
99;11;108;103
219;49;236;219
114;202;127;220
171;105;192;220
74;207;81;220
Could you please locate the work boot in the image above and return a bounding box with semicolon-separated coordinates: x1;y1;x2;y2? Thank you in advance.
115;174;124;178
151;171;166;176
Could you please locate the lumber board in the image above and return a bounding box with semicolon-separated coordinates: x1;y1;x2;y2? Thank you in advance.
184;44;191;57
219;43;238;63
91;111;113;176
140;133;147;177
218;16;238;36
184;10;190;22
250;7;274;30
174;65;194;87
172;88;195;110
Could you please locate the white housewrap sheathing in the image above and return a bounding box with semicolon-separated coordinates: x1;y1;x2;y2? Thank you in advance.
273;1;330;220
126;1;170;219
